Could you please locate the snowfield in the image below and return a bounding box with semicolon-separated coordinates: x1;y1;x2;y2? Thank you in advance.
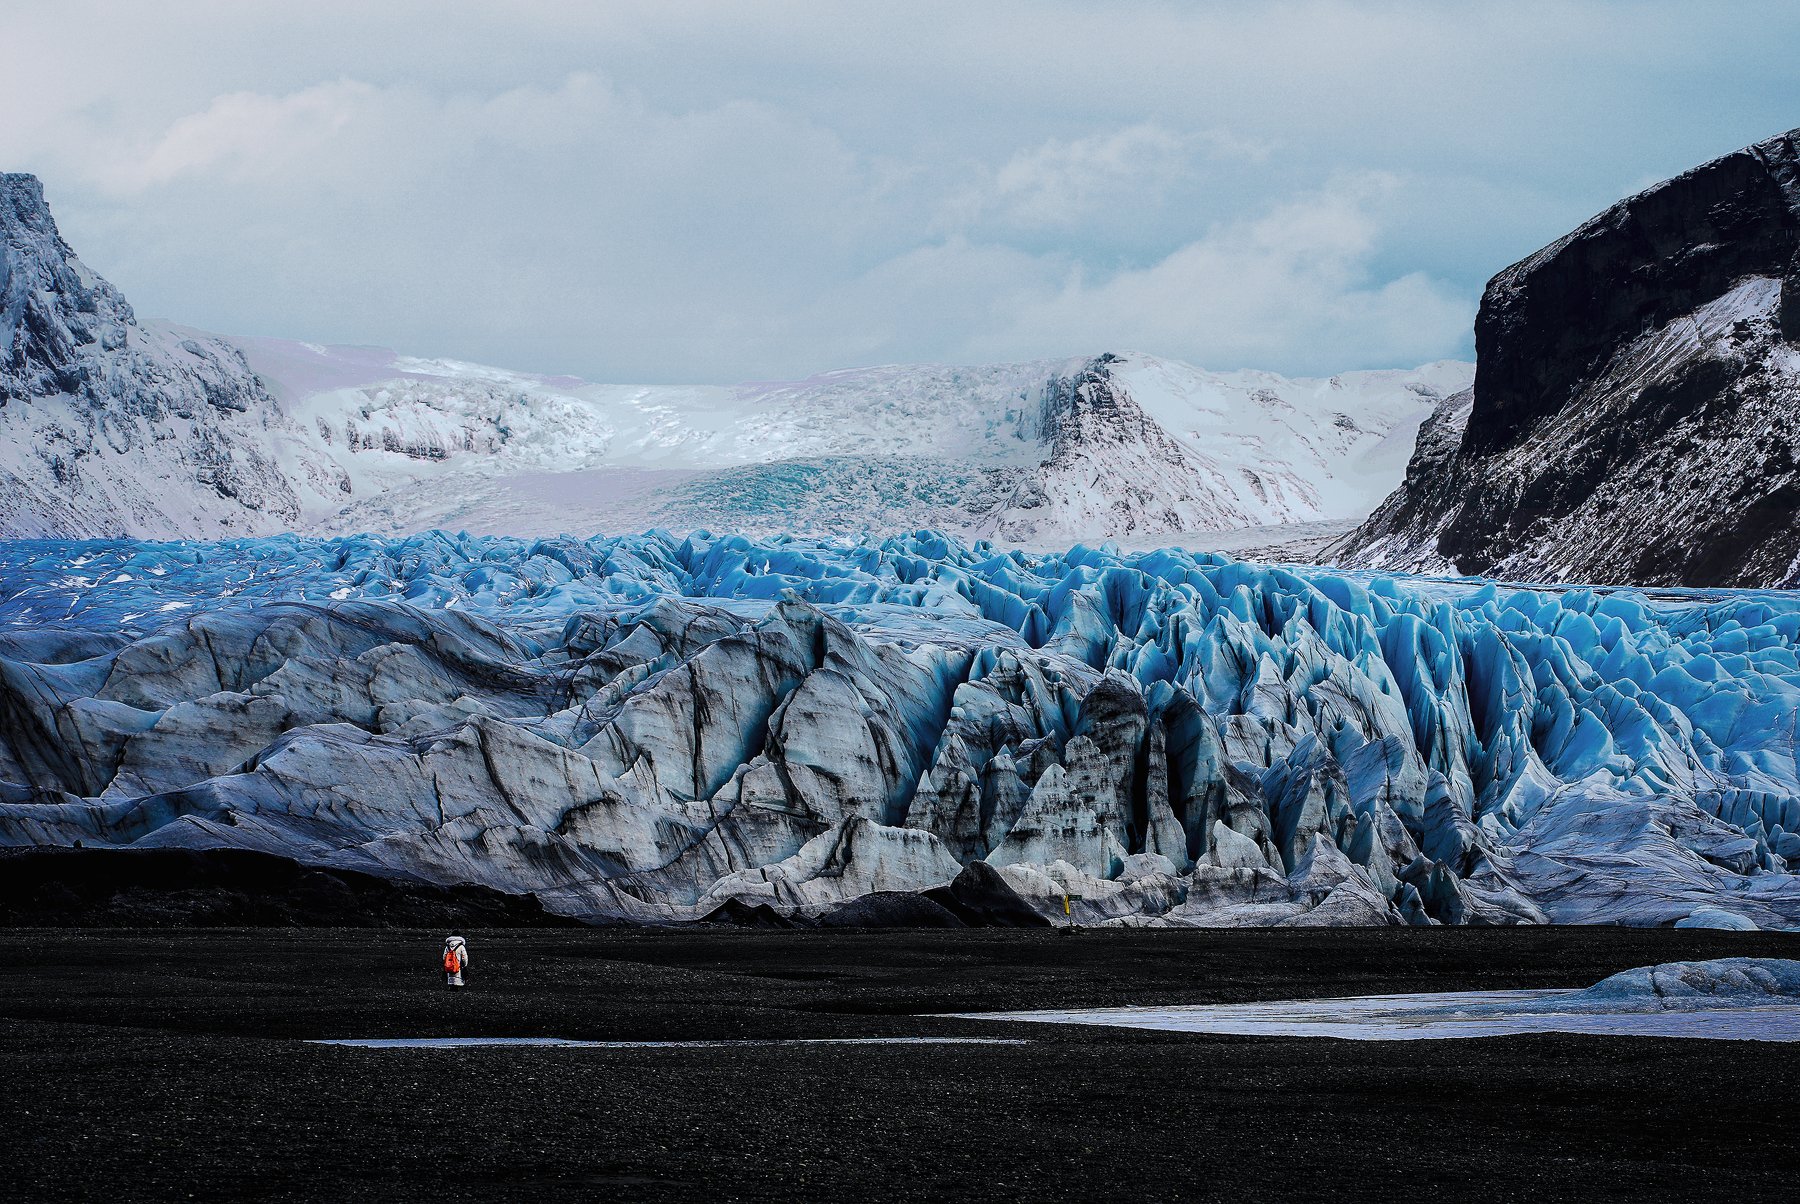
3;530;1800;928
237;336;1469;544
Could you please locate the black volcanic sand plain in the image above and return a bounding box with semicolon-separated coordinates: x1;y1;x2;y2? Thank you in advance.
4;927;1799;1203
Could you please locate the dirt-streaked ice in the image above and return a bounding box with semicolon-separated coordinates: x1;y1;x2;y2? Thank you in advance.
4;532;1800;928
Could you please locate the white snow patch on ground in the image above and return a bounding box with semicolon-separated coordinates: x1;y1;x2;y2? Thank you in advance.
943;992;1800;1041
946;958;1800;1042
310;1037;1029;1049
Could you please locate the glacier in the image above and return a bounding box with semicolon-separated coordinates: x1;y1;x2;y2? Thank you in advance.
4;529;1800;929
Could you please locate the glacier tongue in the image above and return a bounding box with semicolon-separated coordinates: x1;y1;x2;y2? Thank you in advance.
3;530;1800;928
271;346;1465;545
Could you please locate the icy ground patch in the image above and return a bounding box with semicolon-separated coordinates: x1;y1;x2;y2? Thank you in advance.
948;959;1800;1041
311;1037;1028;1050
946;995;1800;1042
4;531;1800;926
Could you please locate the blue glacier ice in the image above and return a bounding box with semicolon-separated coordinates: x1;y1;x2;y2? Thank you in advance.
3;529;1800;927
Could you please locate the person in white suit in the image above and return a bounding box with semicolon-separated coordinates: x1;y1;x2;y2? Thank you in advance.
442;935;470;988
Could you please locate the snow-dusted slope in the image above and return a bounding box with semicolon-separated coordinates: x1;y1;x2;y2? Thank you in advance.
979;352;1466;542
1;171;1469;543
0;175;348;538
1333;127;1800;587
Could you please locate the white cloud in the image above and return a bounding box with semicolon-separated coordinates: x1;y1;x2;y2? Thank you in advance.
970;174;1474;372
106;81;378;191
3;1;1795;381
945;124;1268;237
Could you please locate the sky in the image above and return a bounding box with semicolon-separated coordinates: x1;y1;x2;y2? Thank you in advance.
4;1;1798;384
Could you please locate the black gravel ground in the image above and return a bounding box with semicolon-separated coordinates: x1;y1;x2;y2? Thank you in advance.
4;926;1799;1202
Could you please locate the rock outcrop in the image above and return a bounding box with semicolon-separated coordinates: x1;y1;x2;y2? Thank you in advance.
986;355;1246;539
0;174;347;538
1;530;1797;929
1333;127;1800;586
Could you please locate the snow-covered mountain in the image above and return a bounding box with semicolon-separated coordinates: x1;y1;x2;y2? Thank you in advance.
0;175;349;537
1;171;1469;544
1333;127;1800;587
260;338;1465;543
982;352;1458;543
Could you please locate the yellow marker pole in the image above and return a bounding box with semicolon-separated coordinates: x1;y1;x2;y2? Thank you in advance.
1063;893;1071;918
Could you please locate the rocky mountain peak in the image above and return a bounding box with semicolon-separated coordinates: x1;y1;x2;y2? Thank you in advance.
1332;127;1800;587
1;172;137;404
1036;353;1179;460
0;173;330;537
982;354;1264;541
1467;128;1800;459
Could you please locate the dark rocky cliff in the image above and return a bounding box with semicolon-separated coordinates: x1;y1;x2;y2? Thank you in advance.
1333;128;1800;587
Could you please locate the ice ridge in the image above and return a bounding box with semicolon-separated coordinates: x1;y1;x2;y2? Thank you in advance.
2;529;1799;927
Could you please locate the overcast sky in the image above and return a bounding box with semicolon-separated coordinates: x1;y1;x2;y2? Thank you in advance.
5;1;1797;383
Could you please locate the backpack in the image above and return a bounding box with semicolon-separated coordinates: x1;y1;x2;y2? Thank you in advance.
443;945;461;973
